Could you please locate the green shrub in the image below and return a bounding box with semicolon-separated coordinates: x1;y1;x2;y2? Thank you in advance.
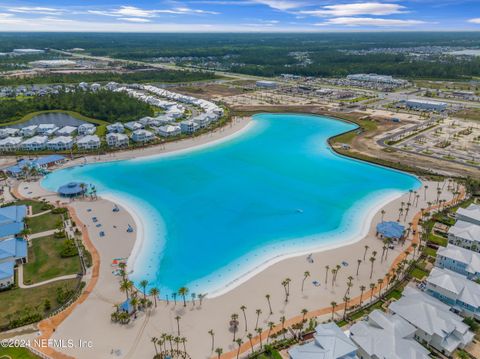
60;239;78;258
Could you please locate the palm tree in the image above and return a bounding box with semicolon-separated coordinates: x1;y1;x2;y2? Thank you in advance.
130;297;138;313
265;294;273;315
330;301;337;320
424;185;428;200
359;285;366;306
377;279;384;298
240;305;248;332
280;316;286;338
178;287;189;307
139;279;148;300
356;259;362;276
247;333;254;354
369;283;376;303
343;296;350;320
301;308;308;323
369;256;376;279
120;279;133;301
175;315;181;336
255;309;262;330
198;293;206;307
149;287;159;308
230;313;239;342
208;329;215;352
235;339;243;359
324;265;330;284
302;271;310;292
256;327;263;349
172;292;177;305
267;321;275;343
380;209;385;222
151;337;158;357
363;245;369;260
331;268;337;287
215;347;223;359
181;337;187;355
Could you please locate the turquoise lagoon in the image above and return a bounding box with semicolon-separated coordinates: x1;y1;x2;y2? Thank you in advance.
42;114;420;297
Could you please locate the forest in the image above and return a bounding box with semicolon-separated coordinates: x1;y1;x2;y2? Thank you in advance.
0;69;219;86
1;32;480;79
0;90;154;124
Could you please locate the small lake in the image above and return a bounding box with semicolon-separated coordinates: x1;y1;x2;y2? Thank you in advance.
10;112;89;128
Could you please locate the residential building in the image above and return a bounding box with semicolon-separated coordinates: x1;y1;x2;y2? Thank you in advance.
106;133;129;148
77;135;100;150
436;244;480;280
56;126;77;136
37;124;59;135
456;204;480;226
46;136;74;151
156;125;181;137
349;309;429;359
124;121;144;131
289;322;357;359
20;125;38;137
0;237;27;289
389;286;474;356
0;205;27;239
131;129;155;143
256;80;277;88
180;120;199;134
21;135;48;151
106;122;125;133
403;99;447;112
425;267;480;319
0;262;14;288
78;123;96;135
0;128;19;139
448;220;480;252
0;137;22;151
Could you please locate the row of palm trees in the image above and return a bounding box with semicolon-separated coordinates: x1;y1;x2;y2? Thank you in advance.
151;334;189;359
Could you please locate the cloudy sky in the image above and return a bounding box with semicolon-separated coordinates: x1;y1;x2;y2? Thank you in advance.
0;0;479;31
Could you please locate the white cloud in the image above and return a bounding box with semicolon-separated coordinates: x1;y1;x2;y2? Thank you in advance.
7;6;63;16
117;17;152;23
316;17;426;26
301;2;407;17
468;18;480;24
251;0;308;11
87;5;218;18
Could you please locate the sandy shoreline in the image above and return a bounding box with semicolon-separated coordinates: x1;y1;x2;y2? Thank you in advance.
12;115;460;359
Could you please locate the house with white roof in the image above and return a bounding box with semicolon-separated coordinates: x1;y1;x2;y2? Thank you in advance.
448;220;480;252
456;204;480;226
156;125;181;137
0;137;22;151
131;129;155;143
436;244;480;280
180;120;199;134
389;286;474;356
0;128;19;139
21;135;48;151
56;126;77;136
46;136;74;151
78;123;96;135
106;133;129;148
106;122;125;133
124;121;144;131
76;135;100;150
20;125;38;137
289;322;357;359
37;124;59;135
349;309;429;359
425;267;480;319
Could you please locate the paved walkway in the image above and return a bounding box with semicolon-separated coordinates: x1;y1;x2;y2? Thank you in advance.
28;209;52;218
17;264;79;289
29;230;57;240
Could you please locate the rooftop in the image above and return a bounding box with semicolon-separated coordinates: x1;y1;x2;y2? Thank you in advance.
376;221;404;239
437;244;480;275
448;220;480;242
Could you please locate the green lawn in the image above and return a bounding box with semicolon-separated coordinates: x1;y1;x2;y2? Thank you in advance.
15;200;52;215
0;347;40;358
0;279;79;328
23;235;81;284
424;247;438;258
410;267;429;280
25;213;63;234
428;233;448;247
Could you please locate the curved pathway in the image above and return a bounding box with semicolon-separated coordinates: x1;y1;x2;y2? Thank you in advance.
17;264;79;289
219;187;466;359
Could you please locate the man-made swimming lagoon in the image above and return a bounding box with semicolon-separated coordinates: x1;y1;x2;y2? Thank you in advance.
42;114;420;297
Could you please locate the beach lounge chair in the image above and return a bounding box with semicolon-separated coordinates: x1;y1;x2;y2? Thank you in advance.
312;280;320;287
99;231;105;237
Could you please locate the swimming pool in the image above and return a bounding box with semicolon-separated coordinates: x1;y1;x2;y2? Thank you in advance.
42;113;420;297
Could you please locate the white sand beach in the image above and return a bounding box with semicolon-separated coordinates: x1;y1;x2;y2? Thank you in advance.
12;119;460;359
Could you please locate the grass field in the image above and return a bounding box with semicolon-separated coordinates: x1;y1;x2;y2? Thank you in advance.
410;267;429;280
25;213;63;234
455;108;480;122
0;278;79;328
0;347;40;358
428;233;448;247
23;235;81;284
14;200;51;215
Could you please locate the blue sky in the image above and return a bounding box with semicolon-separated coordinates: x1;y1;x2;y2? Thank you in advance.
0;1;479;31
